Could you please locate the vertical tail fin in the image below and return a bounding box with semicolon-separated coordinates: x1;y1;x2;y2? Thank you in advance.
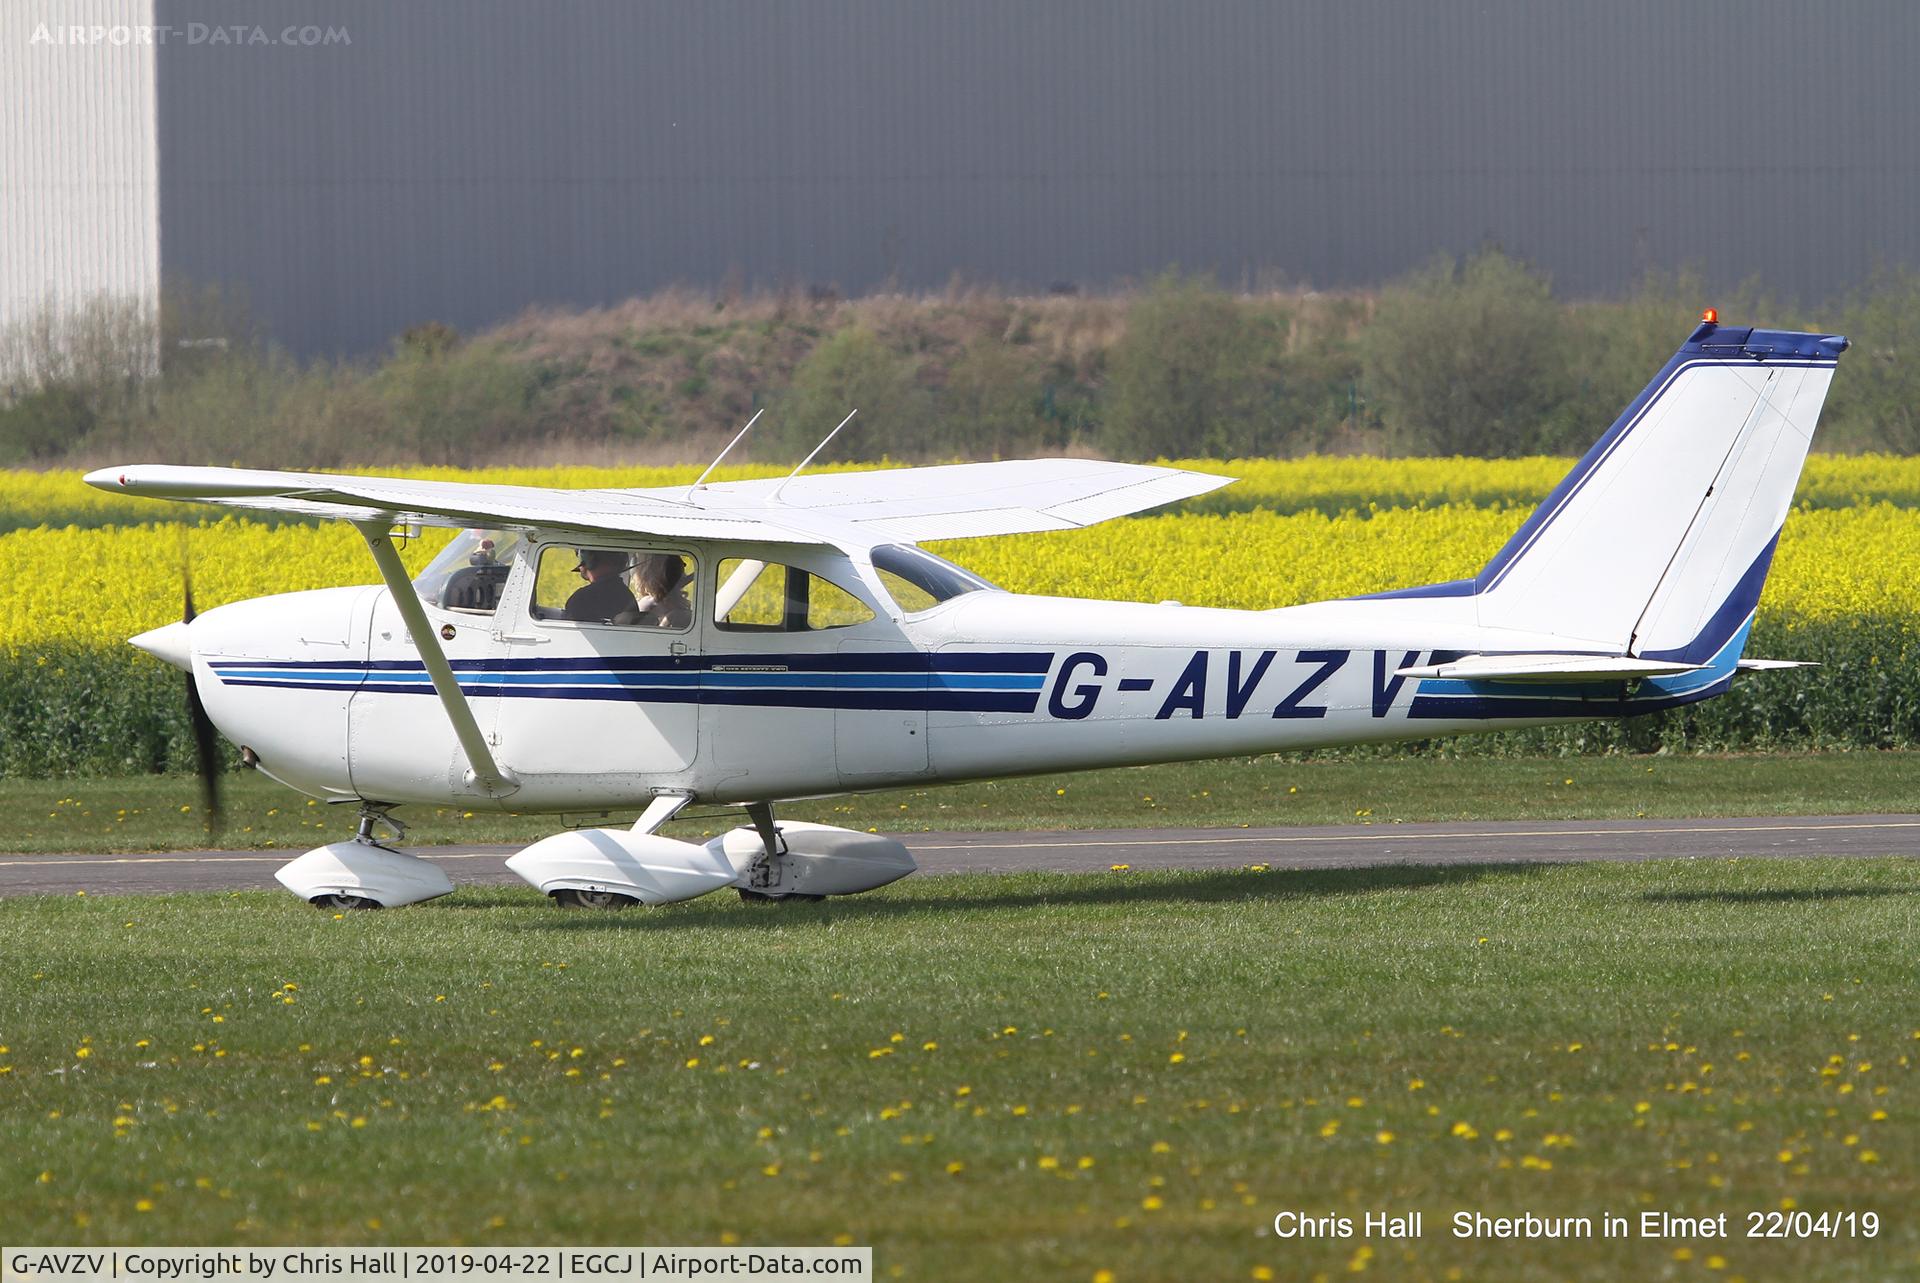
1471;320;1849;654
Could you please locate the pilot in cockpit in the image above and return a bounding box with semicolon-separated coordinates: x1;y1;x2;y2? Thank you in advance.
565;549;639;623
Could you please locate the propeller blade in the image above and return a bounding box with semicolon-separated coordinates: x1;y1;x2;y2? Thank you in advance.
186;667;223;832
180;558;220;831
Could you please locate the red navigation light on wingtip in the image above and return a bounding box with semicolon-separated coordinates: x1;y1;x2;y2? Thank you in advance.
1701;308;1718;324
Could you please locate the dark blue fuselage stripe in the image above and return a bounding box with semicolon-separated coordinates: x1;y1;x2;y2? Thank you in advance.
210;651;1055;675
1408;678;1731;721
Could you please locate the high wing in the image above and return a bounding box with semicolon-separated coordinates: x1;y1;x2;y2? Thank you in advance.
660;459;1233;542
83;465;822;544
84;459;1231;547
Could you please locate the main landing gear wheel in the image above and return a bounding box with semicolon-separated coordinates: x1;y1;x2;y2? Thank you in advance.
310;893;382;911
737;888;825;904
551;888;639;910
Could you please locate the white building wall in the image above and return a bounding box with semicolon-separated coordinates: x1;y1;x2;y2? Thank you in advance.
0;0;159;377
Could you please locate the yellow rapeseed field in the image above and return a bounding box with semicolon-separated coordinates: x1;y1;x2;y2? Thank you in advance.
5;503;1914;650
7;454;1919;530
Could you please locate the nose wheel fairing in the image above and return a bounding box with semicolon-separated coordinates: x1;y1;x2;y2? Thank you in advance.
274;840;455;908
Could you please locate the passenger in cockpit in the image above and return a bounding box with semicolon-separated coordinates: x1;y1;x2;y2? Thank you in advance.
632;553;693;629
565;549;640;623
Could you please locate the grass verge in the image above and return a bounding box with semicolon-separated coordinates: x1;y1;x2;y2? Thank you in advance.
0;859;1914;1280
4;751;1918;855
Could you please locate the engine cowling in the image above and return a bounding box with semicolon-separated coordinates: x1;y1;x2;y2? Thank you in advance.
707;821;916;898
505;828;739;904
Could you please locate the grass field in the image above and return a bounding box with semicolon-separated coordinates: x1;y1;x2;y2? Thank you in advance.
0;858;1914;1281
4;751;1918;855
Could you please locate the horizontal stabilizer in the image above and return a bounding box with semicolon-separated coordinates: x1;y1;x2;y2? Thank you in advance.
1395;654;1707;684
1735;658;1819;672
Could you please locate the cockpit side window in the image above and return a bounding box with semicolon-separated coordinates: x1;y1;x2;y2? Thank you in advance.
530;545;697;629
413;529;521;615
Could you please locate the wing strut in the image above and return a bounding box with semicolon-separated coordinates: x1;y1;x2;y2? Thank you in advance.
356;523;519;799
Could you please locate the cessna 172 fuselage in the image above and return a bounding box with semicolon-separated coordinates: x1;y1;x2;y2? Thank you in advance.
92;318;1850;910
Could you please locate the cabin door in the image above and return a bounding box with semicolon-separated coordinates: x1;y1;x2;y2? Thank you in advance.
489;541;701;781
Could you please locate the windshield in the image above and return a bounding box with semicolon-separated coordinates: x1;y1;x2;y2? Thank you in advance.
869;543;998;613
413;529;523;614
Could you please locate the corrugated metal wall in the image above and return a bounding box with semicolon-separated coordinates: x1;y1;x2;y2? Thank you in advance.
141;0;1919;356
1;0;159;371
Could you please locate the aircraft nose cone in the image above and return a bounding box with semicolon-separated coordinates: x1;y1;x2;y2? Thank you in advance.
130;619;194;671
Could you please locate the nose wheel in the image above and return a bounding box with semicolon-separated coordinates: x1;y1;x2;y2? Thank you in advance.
310;893;382;911
551;888;639;910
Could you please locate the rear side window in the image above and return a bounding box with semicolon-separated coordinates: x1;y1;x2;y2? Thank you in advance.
870;543;996;613
715;559;874;631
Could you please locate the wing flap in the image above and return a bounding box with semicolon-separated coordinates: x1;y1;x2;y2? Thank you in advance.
666;459;1232;542
1395;653;1708;684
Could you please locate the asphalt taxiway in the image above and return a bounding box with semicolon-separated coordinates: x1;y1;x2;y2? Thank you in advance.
2;814;1916;897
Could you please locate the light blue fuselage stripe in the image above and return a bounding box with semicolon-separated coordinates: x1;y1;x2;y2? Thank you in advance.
212;667;1043;691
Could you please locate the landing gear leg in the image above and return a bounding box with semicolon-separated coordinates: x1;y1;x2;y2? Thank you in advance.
310;803;410;910
356;802;405;849
738;803;823;903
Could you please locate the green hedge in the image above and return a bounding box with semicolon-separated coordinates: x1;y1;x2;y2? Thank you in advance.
4;614;1912;779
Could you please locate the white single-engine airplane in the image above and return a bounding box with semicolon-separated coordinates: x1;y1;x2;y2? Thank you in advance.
90;316;1848;910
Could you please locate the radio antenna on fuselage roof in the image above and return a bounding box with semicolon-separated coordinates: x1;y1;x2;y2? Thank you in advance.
770;408;856;502
689;407;765;491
